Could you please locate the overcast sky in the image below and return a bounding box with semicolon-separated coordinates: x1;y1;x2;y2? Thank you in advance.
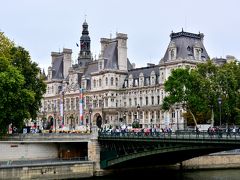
1;0;240;71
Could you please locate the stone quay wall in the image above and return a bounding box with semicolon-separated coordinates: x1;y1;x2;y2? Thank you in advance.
182;154;240;169
0;162;94;180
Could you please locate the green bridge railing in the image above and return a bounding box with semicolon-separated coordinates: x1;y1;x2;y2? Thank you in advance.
98;130;240;141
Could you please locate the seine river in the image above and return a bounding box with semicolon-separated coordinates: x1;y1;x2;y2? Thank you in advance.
81;168;240;180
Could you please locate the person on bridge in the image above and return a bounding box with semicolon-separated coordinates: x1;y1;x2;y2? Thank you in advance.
196;126;200;137
227;126;231;138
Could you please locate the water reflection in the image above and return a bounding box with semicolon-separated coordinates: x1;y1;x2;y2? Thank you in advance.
81;168;240;180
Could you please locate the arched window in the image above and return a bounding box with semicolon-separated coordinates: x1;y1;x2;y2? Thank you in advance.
146;97;148;105
111;77;114;86
151;96;154;105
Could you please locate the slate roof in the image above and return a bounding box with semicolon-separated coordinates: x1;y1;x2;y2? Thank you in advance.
84;61;98;77
52;55;63;79
128;65;160;79
162;30;209;61
123;65;160;87
103;41;118;69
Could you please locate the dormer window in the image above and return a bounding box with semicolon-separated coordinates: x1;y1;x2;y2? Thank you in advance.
168;42;177;60
194;48;202;60
98;60;104;70
139;73;144;87
128;74;133;87
150;71;156;85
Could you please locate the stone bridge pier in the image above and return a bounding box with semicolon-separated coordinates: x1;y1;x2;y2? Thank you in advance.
88;126;111;176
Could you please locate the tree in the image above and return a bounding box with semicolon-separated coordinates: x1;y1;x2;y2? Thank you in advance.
162;68;206;126
0;32;46;136
162;60;240;127
0;32;14;58
0;57;34;136
10;46;46;120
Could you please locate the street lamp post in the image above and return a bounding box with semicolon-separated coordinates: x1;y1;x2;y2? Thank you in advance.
218;97;222;126
54;107;57;133
176;104;179;130
123;111;127;125
61;91;65;127
137;104;140;121
89;108;92;133
137;104;140;127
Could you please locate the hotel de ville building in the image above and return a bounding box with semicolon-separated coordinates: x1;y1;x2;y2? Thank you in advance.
37;20;227;131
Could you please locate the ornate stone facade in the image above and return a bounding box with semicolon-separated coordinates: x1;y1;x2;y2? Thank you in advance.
37;22;210;131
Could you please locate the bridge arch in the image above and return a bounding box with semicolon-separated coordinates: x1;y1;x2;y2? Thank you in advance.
98;132;240;169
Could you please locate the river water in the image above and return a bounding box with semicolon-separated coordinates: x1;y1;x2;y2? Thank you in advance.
81;168;240;180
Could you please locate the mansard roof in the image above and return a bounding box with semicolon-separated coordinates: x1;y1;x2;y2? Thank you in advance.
52;55;63;79
84;61;98;77
127;65;160;79
103;41;118;69
162;30;209;61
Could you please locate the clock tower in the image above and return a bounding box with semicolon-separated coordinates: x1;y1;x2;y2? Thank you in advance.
78;20;92;67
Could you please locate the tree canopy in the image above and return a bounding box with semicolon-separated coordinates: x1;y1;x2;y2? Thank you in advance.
0;32;46;136
162;60;240;127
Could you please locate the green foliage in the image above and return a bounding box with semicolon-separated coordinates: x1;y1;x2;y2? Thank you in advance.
0;32;46;136
162;60;240;126
0;32;14;58
132;120;140;128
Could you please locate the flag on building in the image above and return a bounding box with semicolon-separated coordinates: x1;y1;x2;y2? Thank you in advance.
79;88;84;125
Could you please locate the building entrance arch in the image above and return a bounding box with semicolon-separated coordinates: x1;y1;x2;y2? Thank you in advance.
43;116;53;130
93;113;102;129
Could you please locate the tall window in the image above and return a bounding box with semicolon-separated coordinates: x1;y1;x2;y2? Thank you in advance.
151;96;154;105
134;98;137;106
76;97;79;109
146;97;148;106
116;78;118;86
157;110;160;119
71;98;74;110
111;77;114;86
105;98;108;107
99;79;102;87
99;61;102;70
140;97;143;106
129;98;132;107
93;79;96;88
105;77;108;86
157;95;160;105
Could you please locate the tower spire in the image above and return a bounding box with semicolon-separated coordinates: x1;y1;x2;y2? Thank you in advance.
78;20;91;67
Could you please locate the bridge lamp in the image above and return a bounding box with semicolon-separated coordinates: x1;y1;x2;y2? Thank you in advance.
89;108;92;133
137;104;140;120
176;104;179;130
54;104;57;133
218;97;222;126
123;111;127;124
